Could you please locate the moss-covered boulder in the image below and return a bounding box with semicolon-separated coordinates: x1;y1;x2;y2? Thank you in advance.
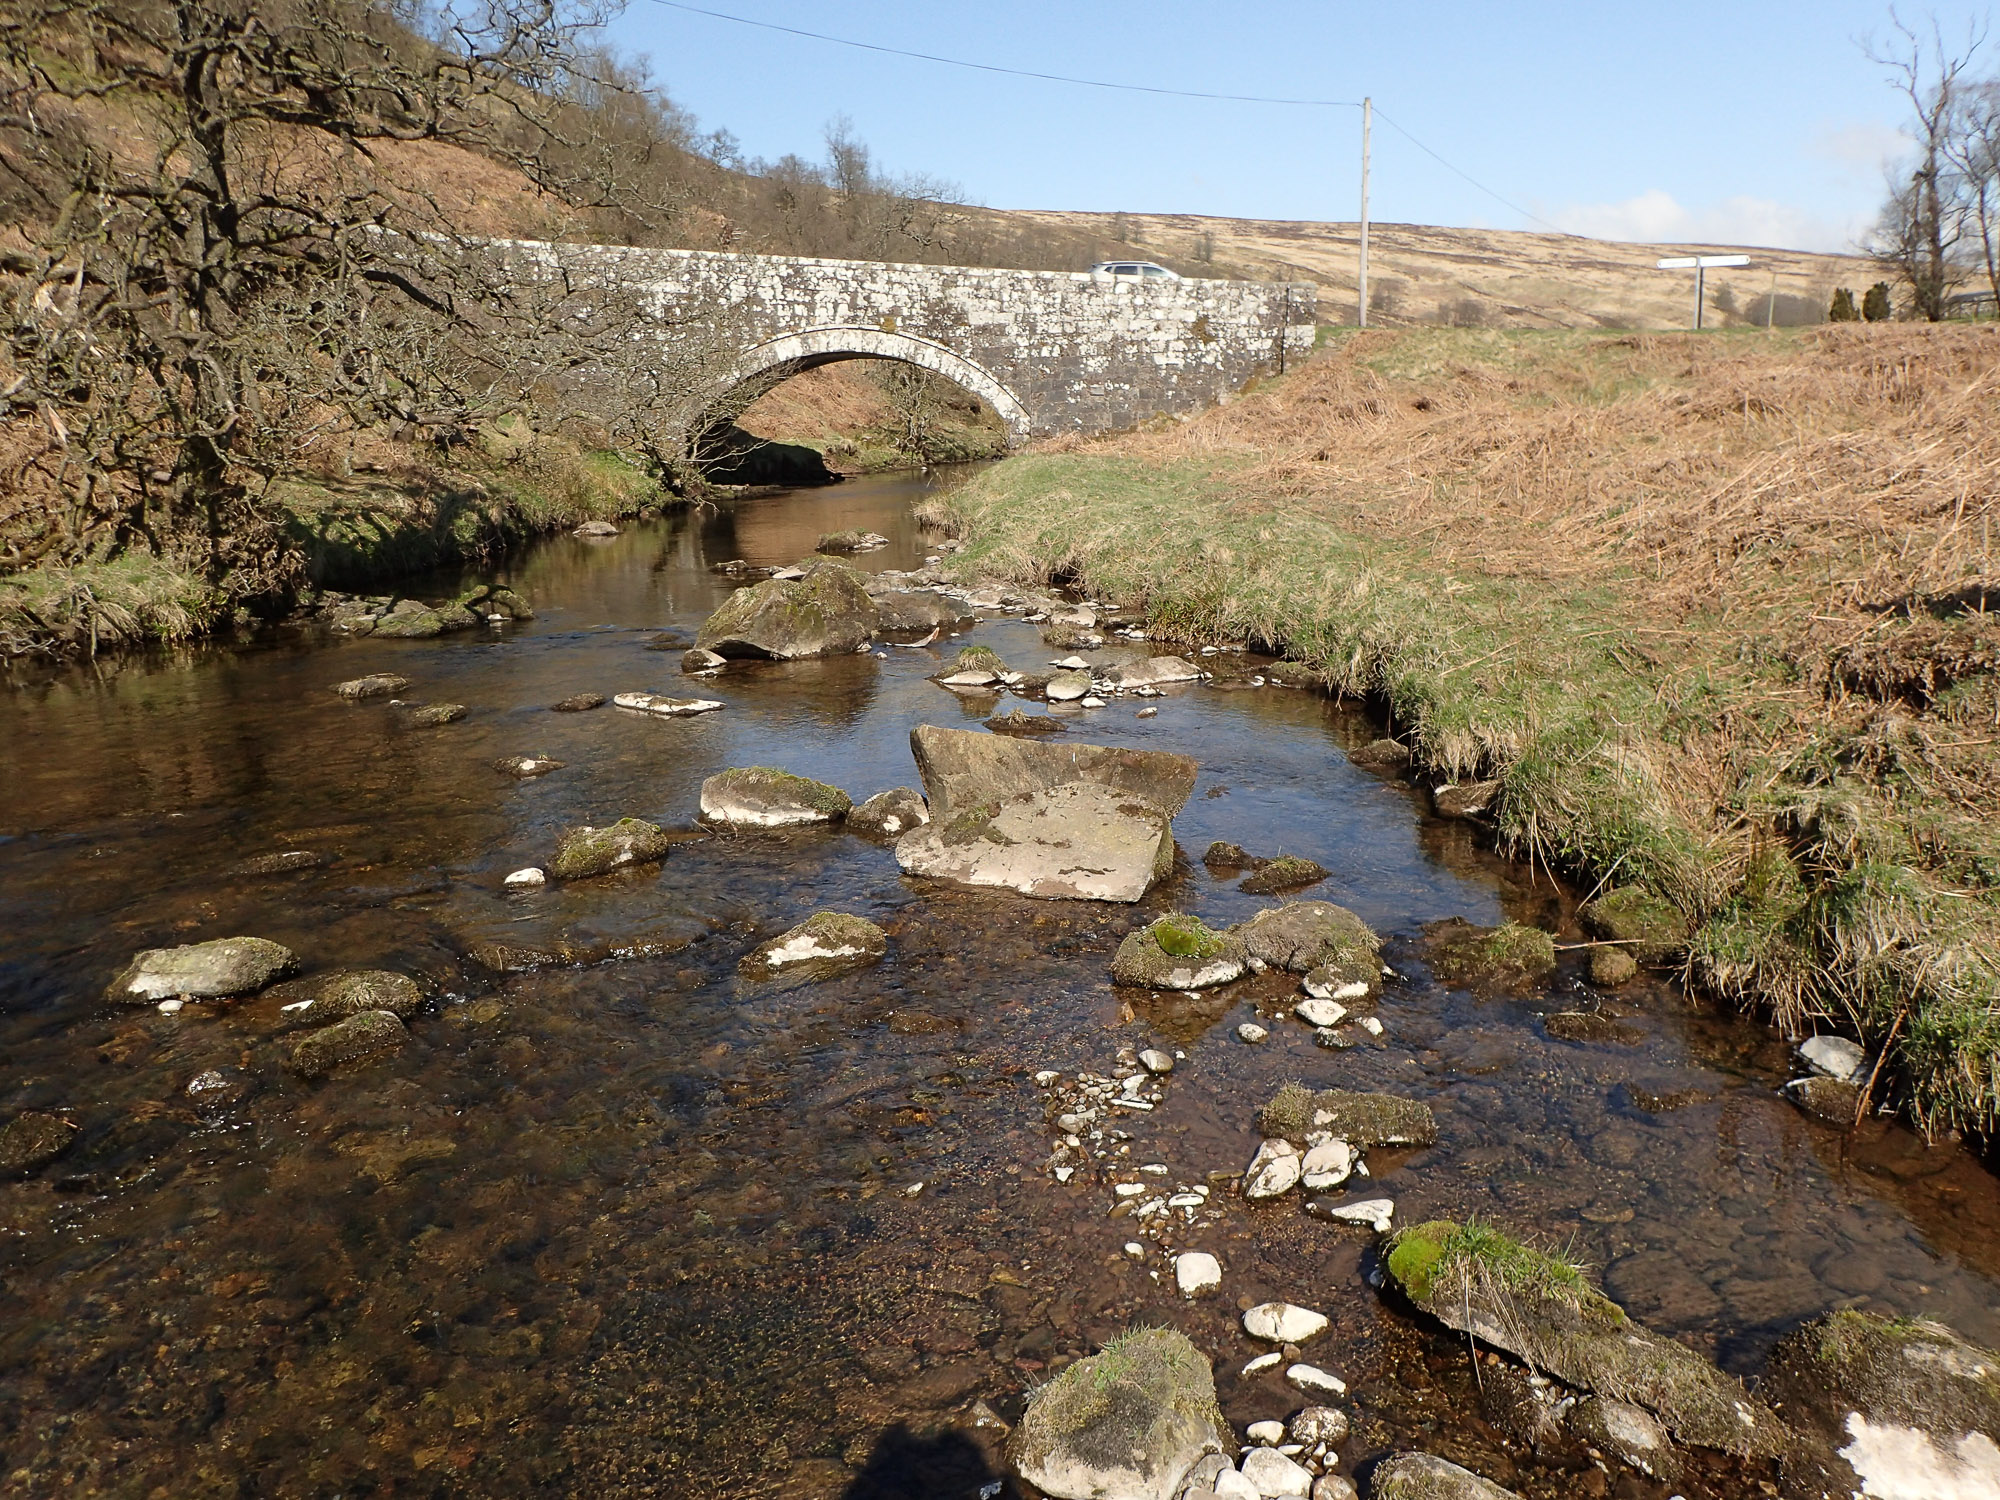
0;1112;78;1175
1372;1453;1523;1499
1382;1219;1786;1458
332;673;410;699
739;912;886;986
953;644;1006;675
263;969;423;1027
700;767;851;828
289;1009;409;1079
549;818;673;879
1234;902;1380;993
1239;854;1329;895
1761;1310;2000;1500
847;787;929;838
1111;915;1248;990
695;560;878;660
1589;946;1640;987
107;936;296;1004
1006;1326;1230;1500
370;604;445;639
817;528;887;552
1260;1083;1438;1147
1426;920;1558;987
1578;886;1686;963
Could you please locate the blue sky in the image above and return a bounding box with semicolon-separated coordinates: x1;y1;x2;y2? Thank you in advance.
603;1;1991;253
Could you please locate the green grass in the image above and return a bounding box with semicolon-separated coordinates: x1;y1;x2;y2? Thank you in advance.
0;551;229;657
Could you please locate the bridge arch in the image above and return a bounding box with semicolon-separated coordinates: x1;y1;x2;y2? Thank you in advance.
701;325;1033;444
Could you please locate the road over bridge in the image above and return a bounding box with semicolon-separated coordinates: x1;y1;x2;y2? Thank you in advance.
539;242;1317;443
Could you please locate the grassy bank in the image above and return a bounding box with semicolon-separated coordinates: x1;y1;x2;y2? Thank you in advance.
0;428;669;659
926;325;2000;1140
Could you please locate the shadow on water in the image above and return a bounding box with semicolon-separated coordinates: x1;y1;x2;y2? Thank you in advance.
840;1424;1009;1500
0;466;1994;1498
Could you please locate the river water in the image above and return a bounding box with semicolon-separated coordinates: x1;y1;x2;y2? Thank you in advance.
1;470;1996;1499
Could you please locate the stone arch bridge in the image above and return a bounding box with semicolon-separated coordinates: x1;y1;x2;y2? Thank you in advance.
536;242;1316;443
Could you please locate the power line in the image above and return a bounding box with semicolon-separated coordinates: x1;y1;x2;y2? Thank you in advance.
644;0;1361;107
1372;108;1571;235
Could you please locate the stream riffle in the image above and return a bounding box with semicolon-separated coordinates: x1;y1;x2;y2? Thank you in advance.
2;470;1997;1499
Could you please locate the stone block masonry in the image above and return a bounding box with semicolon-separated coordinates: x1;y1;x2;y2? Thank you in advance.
532;240;1317;441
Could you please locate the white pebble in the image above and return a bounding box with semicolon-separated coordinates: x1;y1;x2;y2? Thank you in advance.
1286;1362;1347;1396
1323;1197;1395;1231
1247;1419;1287;1445
1139;1048;1175;1075
1359;1017;1384;1037
1237;1022;1269;1044
1243;1302;1329;1343
157;998;184;1014
1295;997;1346;1028
1034;1070;1059;1086
1053;1166;1074;1183
1124;1241;1146;1258
1242;1352;1283;1376
1174;1250;1222;1298
504;866;547;887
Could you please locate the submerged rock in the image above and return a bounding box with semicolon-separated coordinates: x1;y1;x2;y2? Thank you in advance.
1543;1009;1642;1045
264;969;422;1024
1578;885;1686;963
695;560;878;660
1786;1074;1862;1126
847;787;929;838
1425;919;1558;987
1371;1454;1523;1500
1350;738;1413;770
494;756;563;778
1112;915;1247;990
549;818;673;879
1381;1218;1787;1457
1260;1084;1438;1148
700;767;852;827
1239;854;1328;895
1761;1309;2000;1500
226;850;329;877
739;912;887;985
108;936;296;1004
1565;1397;1678;1481
1006;1326;1229;1500
332;673;411;699
290;1009;409;1079
1234;903;1380;992
1432;779;1501;820
1589;946;1640;986
398;702;466;726
0;1112;78;1174
551;692;608;712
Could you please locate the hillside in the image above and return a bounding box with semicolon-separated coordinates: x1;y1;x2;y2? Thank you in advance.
1007;209;1871;331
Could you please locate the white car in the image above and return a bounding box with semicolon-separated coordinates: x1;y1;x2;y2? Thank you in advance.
1088;260;1181;282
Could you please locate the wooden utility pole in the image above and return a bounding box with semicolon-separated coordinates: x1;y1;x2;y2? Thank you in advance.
1359;96;1372;327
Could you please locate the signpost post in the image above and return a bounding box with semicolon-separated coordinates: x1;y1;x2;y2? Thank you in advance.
1656;254;1751;330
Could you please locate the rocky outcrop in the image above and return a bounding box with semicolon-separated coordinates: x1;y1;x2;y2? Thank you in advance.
1110;915;1247;989
549;818;674;879
1383;1219;1787;1458
847;787;929;838
1371;1454;1523;1499
700;768;852;827
738;912;887;985
894;725;1196;902
1007;1327;1229;1500
107;936;296;1004
1762;1310;2000;1500
290;1010;409;1079
695;560;878;659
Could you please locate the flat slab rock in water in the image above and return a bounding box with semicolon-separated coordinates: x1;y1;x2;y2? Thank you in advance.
1006;1326;1228;1500
1382;1218;1788;1458
1761;1309;2000;1500
612;692;723;716
1371;1453;1524;1499
906;723;1197;820
700;767;852;827
549;818;674;879
738;912;886;986
1260;1084;1438;1147
107;936;296;1004
264;969;423;1026
896;782;1177;903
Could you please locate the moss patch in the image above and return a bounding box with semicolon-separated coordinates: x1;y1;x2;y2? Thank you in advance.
1427;920;1558;986
1259;1083;1438;1146
1239;854;1329;894
1152;913;1227;960
955;644;1006;674
1579;885;1687;962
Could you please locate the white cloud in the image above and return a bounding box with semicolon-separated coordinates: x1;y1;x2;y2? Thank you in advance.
1548;189;1871;253
1809;119;1911;178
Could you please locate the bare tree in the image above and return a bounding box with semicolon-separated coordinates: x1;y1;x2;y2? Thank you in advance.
1866;11;1986;320
1949;78;2000;309
0;0;718;593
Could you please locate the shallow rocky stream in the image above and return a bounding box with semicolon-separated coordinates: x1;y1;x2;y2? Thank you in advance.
2;470;1997;1499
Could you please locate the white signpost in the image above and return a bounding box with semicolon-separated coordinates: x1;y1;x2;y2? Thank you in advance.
1657;254;1751;330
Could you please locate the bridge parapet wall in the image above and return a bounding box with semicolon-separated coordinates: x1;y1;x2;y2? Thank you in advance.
541;242;1315;438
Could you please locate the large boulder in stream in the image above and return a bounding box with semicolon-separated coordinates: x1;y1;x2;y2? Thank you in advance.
701;767;852;827
892;724;1195;903
549;818;673;879
695;560;878;660
738;912;886;986
289;1010;409;1079
107;936;296;1004
1761;1310;2000;1500
1007;1326;1229;1500
263;969;423;1026
1234;902;1380;990
1382;1218;1788;1458
1111;915;1247;990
